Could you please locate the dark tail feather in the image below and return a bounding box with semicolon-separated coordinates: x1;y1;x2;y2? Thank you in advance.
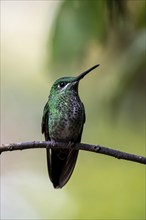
46;149;52;182
46;148;79;188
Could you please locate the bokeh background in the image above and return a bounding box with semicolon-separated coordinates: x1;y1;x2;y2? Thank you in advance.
1;0;145;219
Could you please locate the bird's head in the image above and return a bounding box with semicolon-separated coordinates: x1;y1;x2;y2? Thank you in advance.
49;64;100;97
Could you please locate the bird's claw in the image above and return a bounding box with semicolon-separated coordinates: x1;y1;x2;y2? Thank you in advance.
67;141;75;149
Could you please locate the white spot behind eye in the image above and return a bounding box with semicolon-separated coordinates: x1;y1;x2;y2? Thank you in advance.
60;83;70;92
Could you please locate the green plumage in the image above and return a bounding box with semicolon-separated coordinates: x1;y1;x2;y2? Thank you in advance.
42;64;99;188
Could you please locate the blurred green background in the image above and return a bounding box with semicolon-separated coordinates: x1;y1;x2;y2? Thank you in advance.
1;0;145;219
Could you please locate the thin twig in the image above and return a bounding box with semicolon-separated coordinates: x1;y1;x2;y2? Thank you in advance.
0;141;145;165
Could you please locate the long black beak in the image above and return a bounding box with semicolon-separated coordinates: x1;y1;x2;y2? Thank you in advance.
74;64;100;82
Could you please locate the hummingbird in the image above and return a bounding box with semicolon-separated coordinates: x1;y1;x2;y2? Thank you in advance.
42;64;99;188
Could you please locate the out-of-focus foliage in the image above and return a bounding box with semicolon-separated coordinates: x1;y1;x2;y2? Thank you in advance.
48;0;145;121
49;0;145;68
1;1;145;219
47;2;146;218
49;0;105;67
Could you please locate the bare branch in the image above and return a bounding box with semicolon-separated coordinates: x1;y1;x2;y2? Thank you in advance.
0;141;145;165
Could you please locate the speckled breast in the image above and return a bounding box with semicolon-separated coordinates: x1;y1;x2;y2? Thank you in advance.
48;95;84;142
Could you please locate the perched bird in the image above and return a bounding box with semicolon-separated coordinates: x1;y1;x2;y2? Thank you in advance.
42;64;99;188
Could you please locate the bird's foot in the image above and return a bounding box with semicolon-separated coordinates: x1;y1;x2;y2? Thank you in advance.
51;140;57;148
67;141;75;149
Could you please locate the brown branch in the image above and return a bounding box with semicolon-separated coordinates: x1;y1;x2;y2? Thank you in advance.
0;141;146;165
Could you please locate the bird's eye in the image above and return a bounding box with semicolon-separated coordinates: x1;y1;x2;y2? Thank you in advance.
58;81;66;89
